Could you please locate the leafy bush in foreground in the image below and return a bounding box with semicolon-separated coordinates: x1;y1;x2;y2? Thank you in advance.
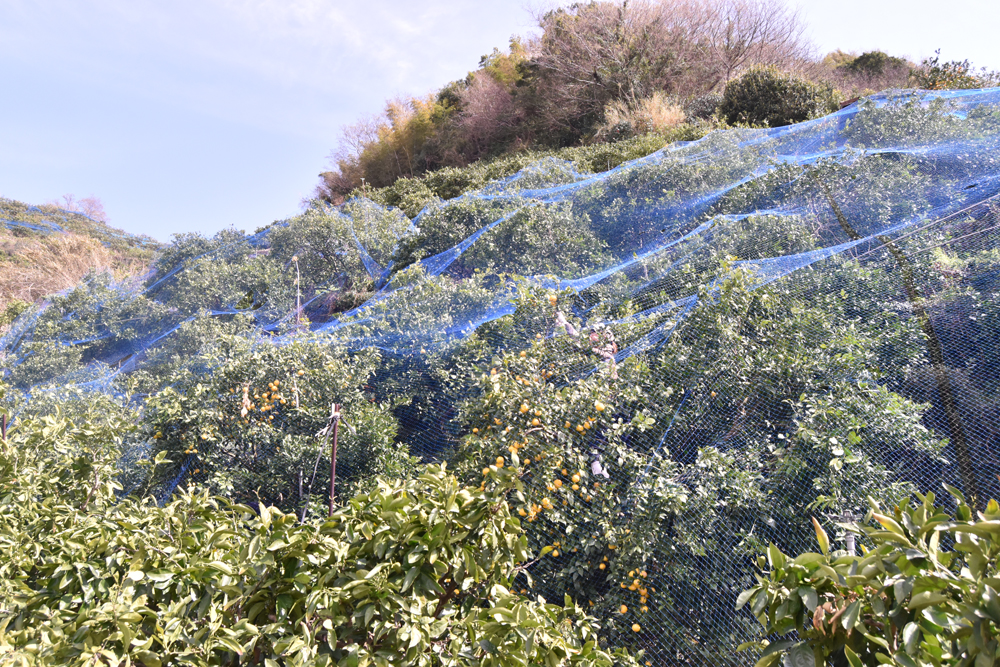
738;489;1000;667
0;402;628;667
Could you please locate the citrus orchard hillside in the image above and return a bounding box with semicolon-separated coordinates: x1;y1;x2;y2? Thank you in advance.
3;4;1000;666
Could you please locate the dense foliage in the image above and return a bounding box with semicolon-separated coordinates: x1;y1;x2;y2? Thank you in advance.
3;86;1000;665
0;401;628;667
915;51;1000;91
316;0;817;201
718;67;839;127
314;0;999;204
739;489;1000;667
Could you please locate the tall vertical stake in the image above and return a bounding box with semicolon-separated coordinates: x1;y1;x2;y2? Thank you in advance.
329;403;341;517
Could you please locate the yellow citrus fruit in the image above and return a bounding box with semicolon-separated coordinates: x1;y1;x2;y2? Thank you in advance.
532;418;540;426
632;624;640;632
519;351;527;358
595;400;605;412
553;479;562;488
599;563;606;570
520;404;529;413
496;456;505;467
620;605;628;614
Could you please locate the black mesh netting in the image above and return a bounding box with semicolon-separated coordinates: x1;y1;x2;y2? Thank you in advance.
4;88;1000;664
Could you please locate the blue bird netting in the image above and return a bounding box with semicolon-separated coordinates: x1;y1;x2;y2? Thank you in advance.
4;88;1000;664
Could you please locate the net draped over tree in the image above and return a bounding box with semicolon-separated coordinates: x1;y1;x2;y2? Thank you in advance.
4;88;1000;665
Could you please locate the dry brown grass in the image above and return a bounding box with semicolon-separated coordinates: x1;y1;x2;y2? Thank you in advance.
597;92;687;139
0;231;149;309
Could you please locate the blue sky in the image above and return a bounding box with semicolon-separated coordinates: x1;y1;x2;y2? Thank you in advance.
1;0;998;241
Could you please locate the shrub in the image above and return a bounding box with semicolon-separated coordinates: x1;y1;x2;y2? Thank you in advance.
0;299;29;328
738;488;1000;667
374;176;440;219
684;93;723;120
596;92;687;141
719;66;839;127
916;50;1000;91
839;51;909;80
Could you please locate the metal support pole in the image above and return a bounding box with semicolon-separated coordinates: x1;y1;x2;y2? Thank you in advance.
834;511;858;556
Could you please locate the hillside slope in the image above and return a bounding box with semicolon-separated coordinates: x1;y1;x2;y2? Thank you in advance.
3;89;1000;664
0;197;159;321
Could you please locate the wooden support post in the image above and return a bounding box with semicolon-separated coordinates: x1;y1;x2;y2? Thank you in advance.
329;403;341;517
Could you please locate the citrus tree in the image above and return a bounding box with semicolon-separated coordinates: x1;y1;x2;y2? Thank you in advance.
738;488;1000;667
0;390;635;667
140;335;414;513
